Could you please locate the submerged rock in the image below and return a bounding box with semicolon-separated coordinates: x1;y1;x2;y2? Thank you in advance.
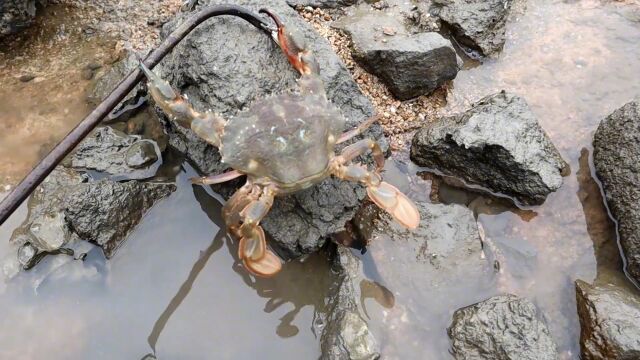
64;180;175;257
0;0;40;36
448;294;559;360
431;0;511;56
321;247;379;360
593;100;640;284
336;13;459;100
411;91;568;206
158;0;385;259
67;126;162;179
352;195;493;357
575;280;640;360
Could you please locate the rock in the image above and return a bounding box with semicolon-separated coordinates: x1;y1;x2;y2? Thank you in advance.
448;294;559;360
336;14;459;100
125;140;159;168
593;100;640;284
64;180;175;257
321;247;380;360
352;194;493;357
88;50;143;108
0;0;40;36
10;168;88;254
411;91;568;206
159;0;385;259
286;0;358;8
575;280;640;360
431;0;511;56
66;126;162;180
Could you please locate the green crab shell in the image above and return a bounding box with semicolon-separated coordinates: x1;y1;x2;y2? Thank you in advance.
220;91;345;185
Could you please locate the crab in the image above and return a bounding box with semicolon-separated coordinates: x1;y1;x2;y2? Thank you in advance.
139;8;420;277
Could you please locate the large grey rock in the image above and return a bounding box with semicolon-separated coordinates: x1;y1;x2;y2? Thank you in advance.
575;280;640;360
0;0;40;36
336;13;459;100
65;180;175;257
593;100;640;284
448;294;559;360
431;0;511;56
286;0;358;8
321;247;380;360
66;126;161;180
411;91;568;206
158;0;385;259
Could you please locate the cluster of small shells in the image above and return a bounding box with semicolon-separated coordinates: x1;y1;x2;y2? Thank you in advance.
296;6;447;152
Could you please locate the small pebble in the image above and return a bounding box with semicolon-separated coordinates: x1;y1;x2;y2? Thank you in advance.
19;74;35;82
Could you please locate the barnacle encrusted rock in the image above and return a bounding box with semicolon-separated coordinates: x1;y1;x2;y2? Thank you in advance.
158;0;386;259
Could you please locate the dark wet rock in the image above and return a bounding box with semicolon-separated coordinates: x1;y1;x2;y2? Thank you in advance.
0;0;41;36
9;166;175;262
593;100;640;284
321;247;380;360
158;0;385;259
336;14;459;100
64;180;175;257
448;294;559;360
286;0;358;8
10;168;88;253
67;126;161;180
431;0;511;56
575;279;640;360
125;140;159;169
411;91;568;206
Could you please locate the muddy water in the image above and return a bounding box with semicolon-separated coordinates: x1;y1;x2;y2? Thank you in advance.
0;165;333;359
355;0;640;358
0;3;119;188
1;0;640;359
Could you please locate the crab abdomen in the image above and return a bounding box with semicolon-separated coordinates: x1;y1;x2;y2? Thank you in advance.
221;92;345;184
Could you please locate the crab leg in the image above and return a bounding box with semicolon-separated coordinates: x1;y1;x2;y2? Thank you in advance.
340;138;385;171
337;115;379;144
139;61;225;147
331;140;420;229
191;170;244;185
236;186;282;277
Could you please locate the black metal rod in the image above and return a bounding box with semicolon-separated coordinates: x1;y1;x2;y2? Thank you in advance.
0;5;272;226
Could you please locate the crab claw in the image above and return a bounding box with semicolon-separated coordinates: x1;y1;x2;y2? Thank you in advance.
367;181;420;229
259;8;319;75
243;250;282;277
238;224;283;277
238;225;266;261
